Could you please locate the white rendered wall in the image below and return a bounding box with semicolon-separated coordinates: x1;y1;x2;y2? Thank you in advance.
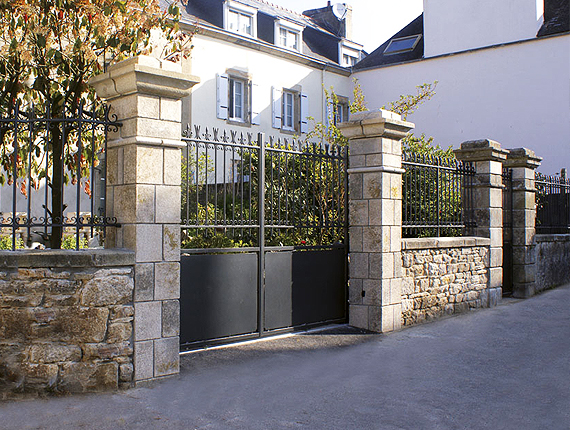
423;0;544;57
354;34;570;174
185;33;353;139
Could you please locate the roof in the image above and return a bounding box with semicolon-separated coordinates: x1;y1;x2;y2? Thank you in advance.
537;0;570;37
353;14;424;70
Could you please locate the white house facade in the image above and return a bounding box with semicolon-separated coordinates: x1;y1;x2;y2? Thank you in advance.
353;0;569;174
176;0;364;140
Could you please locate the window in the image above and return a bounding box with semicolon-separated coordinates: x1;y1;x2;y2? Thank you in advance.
272;88;309;133
384;35;422;55
282;91;295;130
229;78;245;122
275;19;304;52
279;28;299;51
217;72;261;126
228;10;253;36
224;1;257;38
339;40;363;68
342;54;357;67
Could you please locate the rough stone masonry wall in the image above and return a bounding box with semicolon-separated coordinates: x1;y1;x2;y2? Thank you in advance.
535;234;570;293
0;249;135;398
401;237;496;326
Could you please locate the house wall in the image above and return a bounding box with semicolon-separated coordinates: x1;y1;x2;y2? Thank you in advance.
353;33;570;174
185;32;353;138
401;237;495;326
423;0;544;57
535;234;570;293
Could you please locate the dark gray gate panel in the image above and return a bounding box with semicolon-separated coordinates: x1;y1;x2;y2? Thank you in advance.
265;248;347;331
264;251;293;330
180;253;258;344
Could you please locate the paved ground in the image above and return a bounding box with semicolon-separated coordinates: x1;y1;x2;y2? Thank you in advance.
2;284;569;430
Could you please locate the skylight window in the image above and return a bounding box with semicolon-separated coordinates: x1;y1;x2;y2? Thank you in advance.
384;35;422;55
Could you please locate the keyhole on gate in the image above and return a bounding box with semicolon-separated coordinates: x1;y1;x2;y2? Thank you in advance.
362;291;366;297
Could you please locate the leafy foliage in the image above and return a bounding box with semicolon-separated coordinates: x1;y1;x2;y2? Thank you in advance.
382;81;438;121
0;0;192;248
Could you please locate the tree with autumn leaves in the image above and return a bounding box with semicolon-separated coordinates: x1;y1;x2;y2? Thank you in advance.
0;0;192;248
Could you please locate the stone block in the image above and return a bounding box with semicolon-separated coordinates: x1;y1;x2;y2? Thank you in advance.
488;267;503;289
390;227;401;253
135;263;154;302
59;362;118;393
28;344;81;364
119;117;181;142
107;322;133;343
154;262;180;300
164;148;182;185
512;192;536;211
154;337;179;377
349;253;369;279
349;155;365;169
109;93;160;120
119;363;134;383
368;200;382;226
350;138;383;156
123;145;164;185
160;97;182;122
489;247;502;268
80;274;133;306
122;224;164;263
362;279;381;306
512;264;536;284
349;227;363;253
348;279;363;305
349;200;368;227
489;287;502;306
114;184;155;224
30;308;109;343
363;172;382;199
22;364;58;390
362;226;384;253
162;300;180;337
163;225;181;262
349;304;368;329
155;186;181;224
82;342;133;360
380;304;402;333
134;340;154;381
348;173;363;200
134;301;162;341
107;147;120;186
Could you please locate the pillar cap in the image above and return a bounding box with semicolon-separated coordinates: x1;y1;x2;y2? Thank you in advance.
89;55;200;101
338;109;415;140
504;148;542;169
454;139;509;162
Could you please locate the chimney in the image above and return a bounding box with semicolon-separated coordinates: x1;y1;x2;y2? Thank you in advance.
303;2;353;39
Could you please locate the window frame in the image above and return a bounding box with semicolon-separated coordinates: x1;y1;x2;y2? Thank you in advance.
224;0;257;38
274;18;304;53
228;77;246;123
383;34;422;55
281;90;296;131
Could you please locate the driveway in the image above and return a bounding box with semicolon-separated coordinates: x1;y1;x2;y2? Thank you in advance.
2;284;569;430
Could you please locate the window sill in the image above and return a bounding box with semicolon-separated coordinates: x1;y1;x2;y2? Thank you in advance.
227;119;251;128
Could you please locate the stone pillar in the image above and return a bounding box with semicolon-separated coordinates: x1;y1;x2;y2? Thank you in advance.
90;56;199;383
455;140;509;301
504;148;542;298
339;110;414;333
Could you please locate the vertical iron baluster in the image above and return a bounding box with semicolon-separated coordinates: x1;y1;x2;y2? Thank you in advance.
26;103;34;247
11;103;19;250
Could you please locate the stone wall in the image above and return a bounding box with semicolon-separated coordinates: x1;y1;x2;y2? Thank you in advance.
0;249;135;398
401;237;499;326
535;234;570;293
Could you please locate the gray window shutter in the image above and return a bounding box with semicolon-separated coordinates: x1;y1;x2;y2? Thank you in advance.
300;93;309;134
272;87;282;129
251;81;261;125
217;73;229;120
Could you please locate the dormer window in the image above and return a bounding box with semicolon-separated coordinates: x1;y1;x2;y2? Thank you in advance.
224;1;257;38
339;40;363;68
274;19;304;52
384;35;422;55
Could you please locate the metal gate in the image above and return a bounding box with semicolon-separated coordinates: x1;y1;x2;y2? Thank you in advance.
502;167;513;296
179;127;348;350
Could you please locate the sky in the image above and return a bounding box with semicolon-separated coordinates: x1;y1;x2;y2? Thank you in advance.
277;0;424;52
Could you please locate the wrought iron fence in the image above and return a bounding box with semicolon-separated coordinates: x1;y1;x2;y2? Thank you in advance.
0;102;120;250
401;152;476;238
535;170;570;234
181;126;348;249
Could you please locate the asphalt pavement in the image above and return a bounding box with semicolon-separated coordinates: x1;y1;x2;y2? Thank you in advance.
1;284;569;430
